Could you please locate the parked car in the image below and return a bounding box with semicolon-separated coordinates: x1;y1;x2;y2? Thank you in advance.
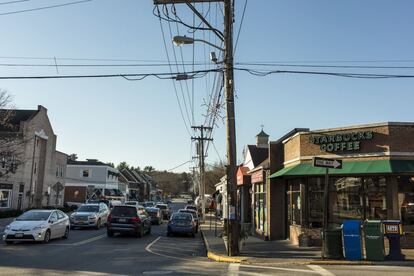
178;209;199;233
167;212;196;237
2;209;70;244
185;205;197;212
107;205;151;238
145;207;163;225
143;201;155;208
125;201;142;208
155;203;171;219
70;203;109;229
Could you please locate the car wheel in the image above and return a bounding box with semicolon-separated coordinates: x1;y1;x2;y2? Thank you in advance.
136;226;144;238
147;226;151;235
43;230;51;244
167;231;171;237
107;230;114;237
95;219;101;230
62;227;69;239
5;241;13;245
191;232;195;238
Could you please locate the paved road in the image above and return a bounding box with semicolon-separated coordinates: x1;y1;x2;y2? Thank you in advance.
1;200;414;275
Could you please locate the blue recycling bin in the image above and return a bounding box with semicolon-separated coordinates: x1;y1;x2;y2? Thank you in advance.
342;220;363;260
383;220;405;261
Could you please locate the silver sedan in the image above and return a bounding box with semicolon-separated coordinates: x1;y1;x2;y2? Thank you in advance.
2;209;70;244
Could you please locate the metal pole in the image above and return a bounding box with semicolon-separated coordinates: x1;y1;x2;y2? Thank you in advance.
322;168;329;259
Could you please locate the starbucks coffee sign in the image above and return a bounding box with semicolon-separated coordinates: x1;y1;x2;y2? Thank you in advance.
309;131;373;152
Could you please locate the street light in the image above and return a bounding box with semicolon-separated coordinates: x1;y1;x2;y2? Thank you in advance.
172;36;224;52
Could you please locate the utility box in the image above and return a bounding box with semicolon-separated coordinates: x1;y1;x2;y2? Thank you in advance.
342;220;363;260
364;220;384;261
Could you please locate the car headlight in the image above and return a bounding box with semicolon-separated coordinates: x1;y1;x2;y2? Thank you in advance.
89;215;97;219
33;225;47;230
5;225;10;230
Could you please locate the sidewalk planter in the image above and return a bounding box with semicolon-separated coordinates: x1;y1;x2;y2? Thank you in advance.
322;228;344;259
364;220;385;261
342;220;363;260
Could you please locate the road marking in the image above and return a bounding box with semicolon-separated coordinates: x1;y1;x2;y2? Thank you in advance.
142;271;173;275
228;263;240;275
307;265;336;276
145;236;210;264
72;234;106;246
240;264;318;274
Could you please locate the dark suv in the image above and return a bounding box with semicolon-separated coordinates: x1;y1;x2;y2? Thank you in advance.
107;205;151;238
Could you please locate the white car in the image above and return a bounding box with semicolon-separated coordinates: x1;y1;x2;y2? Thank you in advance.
2;209;70;244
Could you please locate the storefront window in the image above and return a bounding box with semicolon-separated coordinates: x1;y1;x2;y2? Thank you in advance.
308;178;324;228
287;180;301;225
330;177;363;225
364;177;387;220
398;176;414;234
254;183;267;233
0;189;12;208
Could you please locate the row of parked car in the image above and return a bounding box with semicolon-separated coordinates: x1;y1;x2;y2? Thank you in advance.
2;201;200;244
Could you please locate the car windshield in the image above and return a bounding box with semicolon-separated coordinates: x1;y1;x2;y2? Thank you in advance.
186;206;197;211
111;206;137;217
77;205;99;212
172;213;192;221
179;210;196;216
156;205;167;210
125;202;137;206
16;211;51;221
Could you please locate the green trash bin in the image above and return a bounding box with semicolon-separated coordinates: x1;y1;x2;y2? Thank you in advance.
322;228;344;259
364;220;384;261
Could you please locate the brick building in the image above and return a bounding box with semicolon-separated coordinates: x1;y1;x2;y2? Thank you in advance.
267;122;414;247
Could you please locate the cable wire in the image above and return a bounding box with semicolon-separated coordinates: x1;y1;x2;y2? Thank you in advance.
0;0;92;16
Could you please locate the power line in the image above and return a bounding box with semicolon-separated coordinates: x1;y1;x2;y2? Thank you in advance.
0;0;30;5
0;68;220;80
0;62;214;67
235;67;414;79
236;62;414;70
167;160;192;172
157;5;192;137
0;0;92;16
234;0;248;55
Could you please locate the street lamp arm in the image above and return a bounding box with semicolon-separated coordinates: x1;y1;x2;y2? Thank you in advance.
193;39;224;52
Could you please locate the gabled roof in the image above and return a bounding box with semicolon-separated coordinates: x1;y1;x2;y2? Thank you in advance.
0;109;38;132
247;145;268;168
67;160;108;166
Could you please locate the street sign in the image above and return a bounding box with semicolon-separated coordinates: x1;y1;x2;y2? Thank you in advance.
313;157;343;169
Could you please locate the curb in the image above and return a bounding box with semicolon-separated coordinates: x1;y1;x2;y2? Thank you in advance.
308;260;374;265
200;229;249;264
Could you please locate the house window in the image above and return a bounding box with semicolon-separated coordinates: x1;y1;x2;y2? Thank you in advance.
34;162;37;174
82;169;90;178
0;189;12;208
60;167;63;177
56;166;59;177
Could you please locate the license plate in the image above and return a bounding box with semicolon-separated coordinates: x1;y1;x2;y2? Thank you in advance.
15;233;23;238
119;218;126;222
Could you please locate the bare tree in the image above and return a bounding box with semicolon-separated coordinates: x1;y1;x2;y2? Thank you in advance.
0;90;21;179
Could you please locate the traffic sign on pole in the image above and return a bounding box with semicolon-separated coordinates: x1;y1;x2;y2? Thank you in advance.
313;157;343;169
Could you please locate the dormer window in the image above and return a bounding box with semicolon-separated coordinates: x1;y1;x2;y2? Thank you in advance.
82;169;90;178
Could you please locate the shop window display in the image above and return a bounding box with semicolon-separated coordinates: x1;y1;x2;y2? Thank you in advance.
398;176;414;234
308;178;324;228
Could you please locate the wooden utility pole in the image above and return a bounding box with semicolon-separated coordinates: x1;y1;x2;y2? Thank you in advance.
192;125;213;221
153;0;239;255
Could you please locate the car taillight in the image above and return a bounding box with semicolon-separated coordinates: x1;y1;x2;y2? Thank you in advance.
108;215;112;221
131;217;141;223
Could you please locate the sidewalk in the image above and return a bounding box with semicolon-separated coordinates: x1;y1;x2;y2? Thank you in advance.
200;215;414;266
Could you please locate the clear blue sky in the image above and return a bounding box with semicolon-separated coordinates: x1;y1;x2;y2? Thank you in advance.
0;0;413;172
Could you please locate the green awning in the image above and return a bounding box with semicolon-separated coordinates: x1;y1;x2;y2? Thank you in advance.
269;160;414;178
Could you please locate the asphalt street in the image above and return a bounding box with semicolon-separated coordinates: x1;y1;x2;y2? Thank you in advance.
1;201;414;275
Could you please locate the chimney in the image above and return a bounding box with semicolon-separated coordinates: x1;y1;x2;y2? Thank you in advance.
256;129;269;148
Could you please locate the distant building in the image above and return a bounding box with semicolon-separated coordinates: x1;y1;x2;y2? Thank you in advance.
0;105;67;211
64;159;123;204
